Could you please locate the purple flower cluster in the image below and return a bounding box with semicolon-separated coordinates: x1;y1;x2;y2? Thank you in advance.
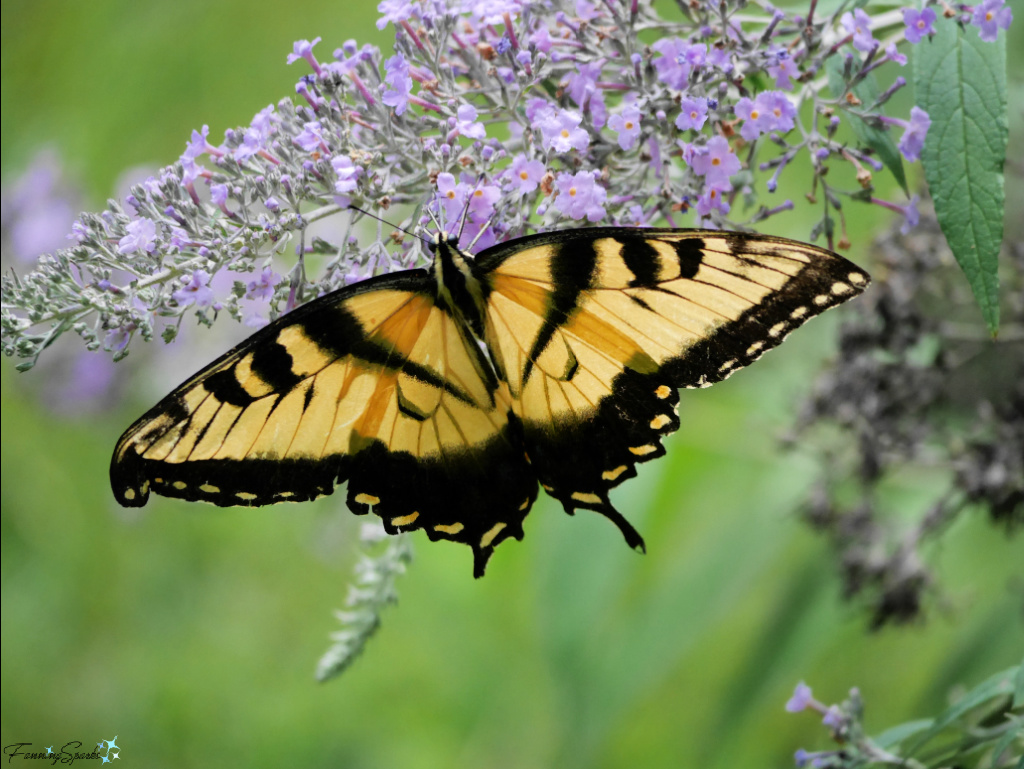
5;0;994;371
785;682;859;766
902;0;1012;43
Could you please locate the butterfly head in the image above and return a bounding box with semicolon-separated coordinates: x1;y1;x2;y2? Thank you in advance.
428;230;462;253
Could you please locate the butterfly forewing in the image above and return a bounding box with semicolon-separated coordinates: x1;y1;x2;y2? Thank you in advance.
111;269;537;576
476;228;869;548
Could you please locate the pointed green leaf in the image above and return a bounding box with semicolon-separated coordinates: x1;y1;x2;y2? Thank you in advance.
988;716;1022;768
914;16;1007;335
873;718;934;749
906;666;1017;755
825;55;909;195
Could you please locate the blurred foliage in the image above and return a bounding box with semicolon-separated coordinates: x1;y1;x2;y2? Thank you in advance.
2;2;1022;767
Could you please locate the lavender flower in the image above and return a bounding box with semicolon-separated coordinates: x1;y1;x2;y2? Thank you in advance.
690;135;741;186
295;120;327;153
607;105;642;150
706;45;732;72
897;106;931;163
786;682;816;712
734;97;769;141
696;185;730;217
898;195;920;234
768;52;800;91
331;155;362;194
454;104;487;140
763;91;797;134
117;218;158;255
210;183;230;209
564;59;603;110
885;44;908;67
376;0;418;30
735;91;795;141
466;181;500;221
172;270;215;308
651;38;699;90
553;170;606;222
506;154;545;195
316;523;412;682
841;8;876;53
972;0;1013;41
539;108;590;153
382;52;412;115
286;37;323;74
245;266;282;301
675;97;708;132
902;7;937;43
821;705;845;729
436;172;467;222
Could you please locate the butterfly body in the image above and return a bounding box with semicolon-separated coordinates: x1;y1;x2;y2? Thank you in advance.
111;228;869;576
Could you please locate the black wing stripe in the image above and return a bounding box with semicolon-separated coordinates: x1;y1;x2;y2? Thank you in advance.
523;241;597;380
203;367;259;407
668;237;706;279
617;235;663;287
249;342;303;394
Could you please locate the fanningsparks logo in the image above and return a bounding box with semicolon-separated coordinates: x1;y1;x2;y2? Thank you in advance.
3;737;121;764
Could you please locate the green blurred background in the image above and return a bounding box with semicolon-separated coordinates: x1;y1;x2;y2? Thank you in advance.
2;2;1021;767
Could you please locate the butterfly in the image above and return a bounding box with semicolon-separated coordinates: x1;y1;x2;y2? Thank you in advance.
111;227;869;577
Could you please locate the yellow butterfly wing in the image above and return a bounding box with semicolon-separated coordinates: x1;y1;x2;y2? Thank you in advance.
477;228;870;548
111;270;536;576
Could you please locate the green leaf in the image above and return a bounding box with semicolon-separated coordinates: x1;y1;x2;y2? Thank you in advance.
914;16;1008;335
825;55;909;195
988;717;1022;769
873;718;934;749
906;666;1018;755
1016;659;1024;707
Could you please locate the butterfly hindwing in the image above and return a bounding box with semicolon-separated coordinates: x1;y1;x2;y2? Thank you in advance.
111;269;537;576
476;228;869;546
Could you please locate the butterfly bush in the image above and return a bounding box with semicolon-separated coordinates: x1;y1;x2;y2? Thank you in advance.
6;0;1013;370
0;0;1015;684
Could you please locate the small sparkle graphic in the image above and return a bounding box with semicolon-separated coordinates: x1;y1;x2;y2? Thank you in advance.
96;735;122;763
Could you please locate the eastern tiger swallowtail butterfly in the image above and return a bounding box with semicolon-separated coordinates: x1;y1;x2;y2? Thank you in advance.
111;228;869;576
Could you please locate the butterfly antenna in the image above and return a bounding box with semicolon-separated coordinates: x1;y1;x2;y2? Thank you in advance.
347;205;430;246
454;184;477;245
424;203;443;234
